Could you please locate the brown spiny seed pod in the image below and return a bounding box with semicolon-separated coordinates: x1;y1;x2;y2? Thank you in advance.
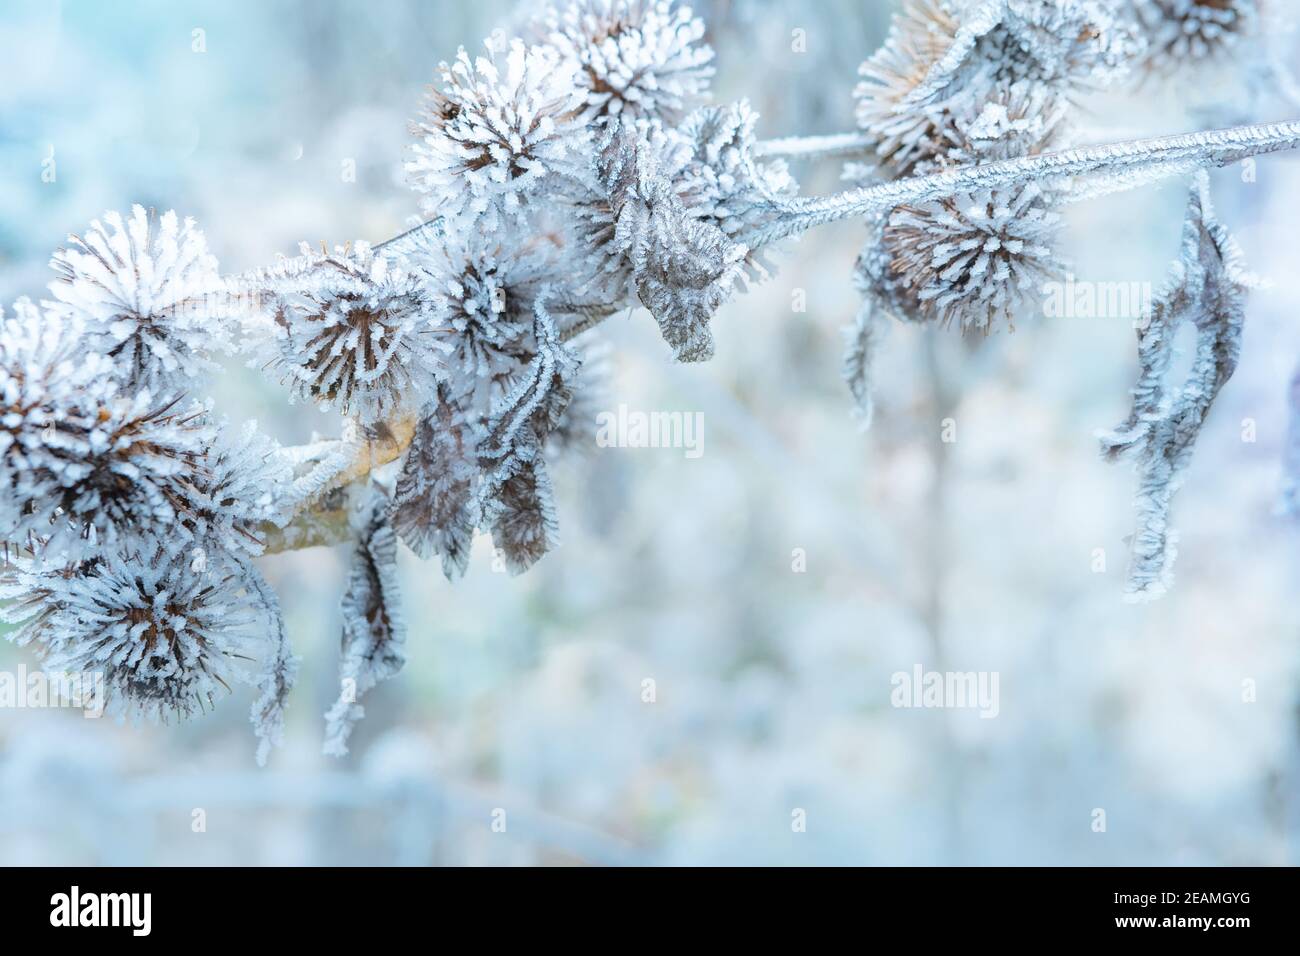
853;0;963;180
1133;0;1261;77
268;242;441;424
882;183;1065;333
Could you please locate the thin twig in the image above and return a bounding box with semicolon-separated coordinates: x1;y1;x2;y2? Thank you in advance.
754;131;875;160
744;120;1300;247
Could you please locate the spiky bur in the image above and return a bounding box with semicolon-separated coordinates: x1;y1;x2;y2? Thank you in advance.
534;0;715;127
883;182;1065;333
1131;0;1260;77
0;300;218;558
853;0;964;180
323;488;407;757
944;79;1069;163
417;233;546;392
671;100;797;276
406;39;589;231
184;421;294;558
4;206;303;761
873;82;1072;316
0;547;272;722
912;0;1140;103
1099;173;1255;601
840;0;1133;425
259;241;442;425
847;0;1133;180
48;205;229;393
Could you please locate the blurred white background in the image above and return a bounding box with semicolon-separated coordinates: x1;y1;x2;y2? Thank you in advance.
2;0;1299;865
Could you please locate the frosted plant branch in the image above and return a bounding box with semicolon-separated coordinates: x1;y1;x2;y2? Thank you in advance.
743;121;1300;247
9;0;1300;764
260;499;351;554
753;132;875;160
284;413;417;508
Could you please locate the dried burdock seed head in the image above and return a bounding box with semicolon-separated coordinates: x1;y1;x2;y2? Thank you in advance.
854;0;964;180
1133;0;1260;77
0;547;269;722
0;300;216;559
536;0;715;127
914;0;1140;103
407;38;589;230
943;78;1070;163
182;421;293;558
420;235;549;395
882;182;1065;333
48;205;229;393
268;241;441;424
673;100;798;258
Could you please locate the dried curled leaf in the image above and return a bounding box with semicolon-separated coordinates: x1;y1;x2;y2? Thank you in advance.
1099;172;1255;601
246;564;299;767
484;432;561;575
323;488;407;756
392;391;477;579
842;295;889;432
600;124;748;362
477;292;579;572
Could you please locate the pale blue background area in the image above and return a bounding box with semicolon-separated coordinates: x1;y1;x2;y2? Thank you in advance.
1;0;1299;865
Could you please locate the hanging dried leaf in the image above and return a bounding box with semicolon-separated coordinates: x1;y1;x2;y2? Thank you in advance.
475;293;578;573
392;391;477;579
485;435;561;575
599;123;748;362
246;564;300;767
323;488;407;756
1099;172;1255;601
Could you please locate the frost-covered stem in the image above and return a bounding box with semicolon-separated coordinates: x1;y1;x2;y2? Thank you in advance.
559;304;620;342
288;412;417;507
333;413;418;488
262;412;418;555
260;502;351;554
753;131;874;160
744;120;1300;247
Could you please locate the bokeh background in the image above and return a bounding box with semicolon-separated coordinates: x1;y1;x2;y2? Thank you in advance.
2;0;1299;865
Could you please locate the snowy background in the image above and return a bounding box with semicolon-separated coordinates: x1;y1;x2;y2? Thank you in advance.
2;0;1299;865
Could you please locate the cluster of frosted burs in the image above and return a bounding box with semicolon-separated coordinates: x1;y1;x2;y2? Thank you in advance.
0;0;1282;758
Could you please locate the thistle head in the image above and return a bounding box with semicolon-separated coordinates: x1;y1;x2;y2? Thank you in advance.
407;39;588;228
48;205;229;393
268;242;440;424
0;299;215;558
2;548;268;722
882;183;1066;333
853;0;964;179
536;0;715;127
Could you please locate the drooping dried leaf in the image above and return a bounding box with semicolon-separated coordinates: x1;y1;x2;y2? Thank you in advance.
1099;172;1255;601
392;392;477;579
323;488;407;756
